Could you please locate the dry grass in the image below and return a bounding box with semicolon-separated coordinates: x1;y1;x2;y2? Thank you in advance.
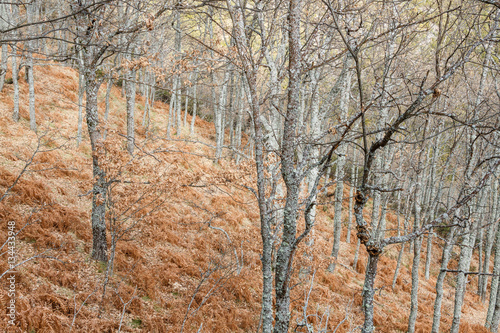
0;64;491;332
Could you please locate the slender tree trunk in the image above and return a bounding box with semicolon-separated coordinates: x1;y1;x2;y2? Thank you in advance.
190;69;198;135
143;72;150;127
0;2;11;92
373;156;392;241
26;0;37;132
353;238;361;270
37;3;46;55
329;55;351;272
431;226;456;333
27;52;36;132
487;181;500;328
230;74;241;157
424;141;441;280
362;253;381;333
12;45;19;122
77;51;85;146
215;67;231;162
104;75;112;126
0;44;7;92
174;11;182;135
0;3;9;92
392;190;404;290
175;77;182;134
233;76;243;164
490;265;500;333
84;66;108;262
346;148;357;244
392;243;405;290
11;3;19;120
483;178;499;304
167;78;176;138
273;1;304;330
57;6;66;58
183;73;190;128
408;174;423;333
408;236;423;333
474;41;493;300
126;66;137;154
450;224;477;333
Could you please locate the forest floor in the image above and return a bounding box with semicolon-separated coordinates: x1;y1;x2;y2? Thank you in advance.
0;64;491;332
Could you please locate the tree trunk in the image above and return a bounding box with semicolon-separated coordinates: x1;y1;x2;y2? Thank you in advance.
11;3;19;121
175;77;182;134
408;236;422;333
483;178;499;304
392;243;405;290
77;51;85;146
353;238;361;270
0;44;7;92
26;0;36;132
27;52;36;132
431;226;456;333
0;2;9;93
392;189;404;290
233;76;243;164
346;148;357;244
126;66;137;154
408;173;423;333
183;74;190;128
273;0;303;330
491;270;500;333
190;69;198;135
215;67;231;162
12;45;19;122
329;55;351;272
84;66;108;262
424;140;441;280
167;78;176;138
103;75;112;137
362;253;381;333
143;72;150;128
486;181;500;328
450;223;477;333
0;1;10;91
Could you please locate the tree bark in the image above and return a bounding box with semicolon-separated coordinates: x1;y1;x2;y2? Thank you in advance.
273;0;303;331
27;52;36;132
346;147;358;244
408;166;424;333
486;180;500;328
0;44;7;93
26;0;37;132
362;254;380;333
215;67;230;162
84;66;108;262
392;189;405;290
0;2;9;93
190;69;198;135
183;73;190;128
12;45;19;122
126;64;137;154
77;50;85;145
143;71;150;128
450;223;477;333
329;55;352;272
431;226;456;333
483;178;499;305
167;77;176;138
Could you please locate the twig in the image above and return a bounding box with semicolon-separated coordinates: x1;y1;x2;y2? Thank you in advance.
117;286;138;333
69;285;99;332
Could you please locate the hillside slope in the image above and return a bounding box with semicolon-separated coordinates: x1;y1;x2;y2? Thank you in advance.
0;64;490;332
